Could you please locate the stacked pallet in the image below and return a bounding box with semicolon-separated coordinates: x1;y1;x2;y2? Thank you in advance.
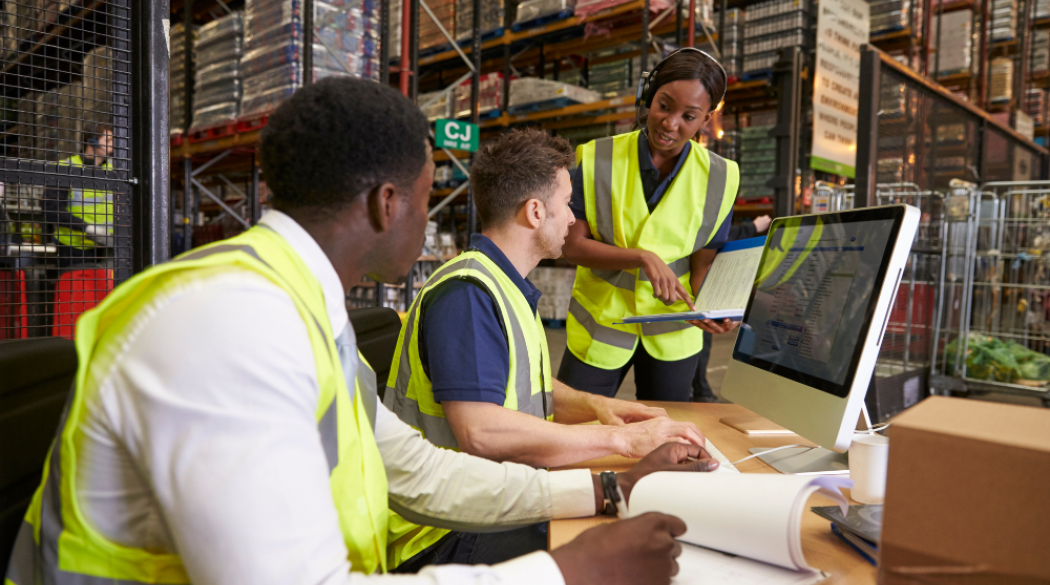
192;12;244;129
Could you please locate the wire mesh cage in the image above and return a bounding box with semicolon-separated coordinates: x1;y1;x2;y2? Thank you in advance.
950;181;1050;399
0;0;131;340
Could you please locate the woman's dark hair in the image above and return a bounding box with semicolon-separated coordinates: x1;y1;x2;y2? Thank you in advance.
651;50;727;111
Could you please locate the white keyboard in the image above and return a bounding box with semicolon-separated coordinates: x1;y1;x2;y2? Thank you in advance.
704;438;740;473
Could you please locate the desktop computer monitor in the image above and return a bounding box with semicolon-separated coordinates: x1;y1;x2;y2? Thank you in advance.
720;204;920;468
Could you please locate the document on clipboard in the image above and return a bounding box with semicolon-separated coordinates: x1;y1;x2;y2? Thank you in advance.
620;237;765;324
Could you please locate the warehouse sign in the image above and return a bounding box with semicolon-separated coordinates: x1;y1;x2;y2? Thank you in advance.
435;119;479;152
811;0;869;178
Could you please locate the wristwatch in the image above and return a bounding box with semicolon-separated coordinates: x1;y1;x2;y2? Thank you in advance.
600;471;621;516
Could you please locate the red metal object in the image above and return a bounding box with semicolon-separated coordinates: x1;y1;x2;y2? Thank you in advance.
170;133;184;148
187;121;238;144
236;113;270;133
52;269;114;339
399;0;412;96
687;0;695;47
0;269;28;340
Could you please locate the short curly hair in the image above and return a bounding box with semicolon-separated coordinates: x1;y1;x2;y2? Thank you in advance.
470;128;574;228
259;77;430;219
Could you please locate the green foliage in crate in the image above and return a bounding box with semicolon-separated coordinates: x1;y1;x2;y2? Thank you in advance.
945;333;1050;383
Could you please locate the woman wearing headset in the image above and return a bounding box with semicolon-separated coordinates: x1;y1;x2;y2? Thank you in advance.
559;48;740;401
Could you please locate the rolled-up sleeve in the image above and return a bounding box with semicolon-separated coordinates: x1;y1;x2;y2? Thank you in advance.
375;403;597;530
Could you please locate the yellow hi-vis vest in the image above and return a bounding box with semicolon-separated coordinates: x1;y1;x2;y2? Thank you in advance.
4;226;390;585
756;217;825;288
568;131;739;369
382;248;553;568
54;155;115;250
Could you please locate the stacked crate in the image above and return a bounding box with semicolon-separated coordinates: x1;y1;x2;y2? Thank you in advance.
456;0;504;41
507;78;600;112
514;0;573;28
717;9;743;78
1031;29;1049;75
585;51;639;98
420;0;455;52
192;11;244;129
990;0;1017;42
170;23;196;135
989;57;1014;104
453;72;504;117
870;0;916;35
388;0;401;59
736;110;777;203
931;10;973;77
240;0;383;118
1025;89;1046;126
742;0;811;75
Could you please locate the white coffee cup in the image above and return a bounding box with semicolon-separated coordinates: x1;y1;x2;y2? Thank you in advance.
849;433;890;504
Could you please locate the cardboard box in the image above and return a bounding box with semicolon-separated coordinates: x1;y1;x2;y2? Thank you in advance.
879;396;1050;584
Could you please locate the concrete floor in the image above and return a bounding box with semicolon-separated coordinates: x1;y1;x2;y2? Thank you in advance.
544;326;737;400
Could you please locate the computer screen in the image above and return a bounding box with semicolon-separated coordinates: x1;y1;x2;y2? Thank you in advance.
732;207;906;399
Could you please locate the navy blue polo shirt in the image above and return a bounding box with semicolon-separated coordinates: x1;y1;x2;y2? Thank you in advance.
570;131;732;250
418;234;542;405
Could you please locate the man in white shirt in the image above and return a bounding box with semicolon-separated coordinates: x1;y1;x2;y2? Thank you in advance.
5;78;717;585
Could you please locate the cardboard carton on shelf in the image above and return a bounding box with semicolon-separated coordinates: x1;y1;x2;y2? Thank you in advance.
879;396;1050;584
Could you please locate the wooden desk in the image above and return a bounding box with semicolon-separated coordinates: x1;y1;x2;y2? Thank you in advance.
549;402;876;585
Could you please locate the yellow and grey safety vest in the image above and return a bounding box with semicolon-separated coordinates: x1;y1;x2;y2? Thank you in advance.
756;217;825;288
5;225;390;584
568;131;738;369
54;155;114;250
382;248;553;567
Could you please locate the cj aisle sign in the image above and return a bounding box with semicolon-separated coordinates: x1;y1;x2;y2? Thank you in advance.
812;0;869;178
436;119;479;152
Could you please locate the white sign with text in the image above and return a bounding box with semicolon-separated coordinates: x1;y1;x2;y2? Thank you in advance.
812;0;870;178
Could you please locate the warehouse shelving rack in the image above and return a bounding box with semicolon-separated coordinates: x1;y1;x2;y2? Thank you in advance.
0;0;169;340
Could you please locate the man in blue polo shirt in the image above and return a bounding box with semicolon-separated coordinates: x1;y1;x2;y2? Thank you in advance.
385;129;713;570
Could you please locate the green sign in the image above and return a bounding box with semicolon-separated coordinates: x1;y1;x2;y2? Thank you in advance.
435;119;479;152
810;156;856;179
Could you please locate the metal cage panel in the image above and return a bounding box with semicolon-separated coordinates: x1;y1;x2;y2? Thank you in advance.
0;0;136;340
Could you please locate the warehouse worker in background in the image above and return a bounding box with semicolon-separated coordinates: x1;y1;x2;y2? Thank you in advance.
43;123;115;267
559;49;741;401
385;128;715;571
691;214;772;403
5;78;715;585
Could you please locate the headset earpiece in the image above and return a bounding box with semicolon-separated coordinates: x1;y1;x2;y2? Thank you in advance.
635;47;729;112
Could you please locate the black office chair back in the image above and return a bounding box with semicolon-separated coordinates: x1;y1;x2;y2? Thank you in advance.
348;307;403;401
0;338;77;577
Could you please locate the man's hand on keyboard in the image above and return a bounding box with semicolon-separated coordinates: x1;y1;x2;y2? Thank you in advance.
617;443;719;504
615;417;706;459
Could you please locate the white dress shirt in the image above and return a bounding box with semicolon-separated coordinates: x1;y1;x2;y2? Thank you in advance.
74;210;596;584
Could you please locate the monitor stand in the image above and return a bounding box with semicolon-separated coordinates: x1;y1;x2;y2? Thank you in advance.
747;446;850;475
747;404;874;475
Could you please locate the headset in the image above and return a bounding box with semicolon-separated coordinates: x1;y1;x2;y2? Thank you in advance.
635;47;729;114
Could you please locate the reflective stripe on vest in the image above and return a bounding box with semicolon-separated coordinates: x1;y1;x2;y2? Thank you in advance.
55;155;115;249
381;250;553;569
5;226;389;584
384;251;552;449
567;131;739;369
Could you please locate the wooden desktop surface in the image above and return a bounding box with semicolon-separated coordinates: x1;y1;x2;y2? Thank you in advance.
549;402;876;585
